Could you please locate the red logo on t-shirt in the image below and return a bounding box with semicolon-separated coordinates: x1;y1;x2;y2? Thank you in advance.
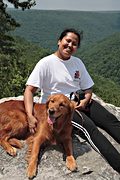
74;71;80;79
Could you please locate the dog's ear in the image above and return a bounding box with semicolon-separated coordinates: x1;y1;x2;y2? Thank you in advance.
70;101;77;110
46;95;53;108
46;96;50;108
69;101;76;118
70;101;76;112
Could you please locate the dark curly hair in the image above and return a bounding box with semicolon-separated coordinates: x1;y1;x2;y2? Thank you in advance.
58;28;83;48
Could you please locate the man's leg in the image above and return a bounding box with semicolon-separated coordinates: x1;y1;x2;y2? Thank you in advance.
89;100;120;144
72;110;120;173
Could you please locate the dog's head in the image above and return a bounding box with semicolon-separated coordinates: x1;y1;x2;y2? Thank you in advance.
46;94;75;125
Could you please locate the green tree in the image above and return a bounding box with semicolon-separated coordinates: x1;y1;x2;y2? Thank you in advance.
0;0;36;98
0;0;36;53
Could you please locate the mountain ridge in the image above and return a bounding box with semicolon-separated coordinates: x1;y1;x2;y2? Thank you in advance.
8;9;120;50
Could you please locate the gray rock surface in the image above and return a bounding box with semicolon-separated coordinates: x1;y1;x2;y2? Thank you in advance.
0;95;120;180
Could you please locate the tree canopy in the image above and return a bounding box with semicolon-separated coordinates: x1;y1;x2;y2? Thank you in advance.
0;0;37;97
0;0;36;53
1;0;36;10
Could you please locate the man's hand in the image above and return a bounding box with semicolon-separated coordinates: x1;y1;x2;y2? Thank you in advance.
75;88;92;111
75;99;88;110
27;115;38;134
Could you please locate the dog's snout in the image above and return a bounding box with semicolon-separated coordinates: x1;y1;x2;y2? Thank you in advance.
49;109;55;115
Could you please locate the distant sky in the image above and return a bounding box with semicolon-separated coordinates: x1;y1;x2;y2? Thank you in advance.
33;0;120;11
5;0;120;11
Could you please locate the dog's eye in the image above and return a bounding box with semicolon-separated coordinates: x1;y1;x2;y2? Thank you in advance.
59;103;65;107
50;99;54;103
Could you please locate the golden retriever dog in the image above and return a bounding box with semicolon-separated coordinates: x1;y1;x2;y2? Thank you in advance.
0;94;77;179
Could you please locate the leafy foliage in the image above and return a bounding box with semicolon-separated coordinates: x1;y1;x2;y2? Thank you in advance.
91;73;120;107
2;0;36;10
79;32;120;85
0;0;37;97
0;35;120;106
0;37;51;98
0;0;36;54
0;10;120;106
0;2;19;54
78;32;120;106
8;10;120;50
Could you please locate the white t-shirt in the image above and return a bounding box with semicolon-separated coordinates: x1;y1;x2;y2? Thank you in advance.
26;54;94;103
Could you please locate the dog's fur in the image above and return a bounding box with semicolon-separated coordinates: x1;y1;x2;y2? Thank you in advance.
0;94;77;179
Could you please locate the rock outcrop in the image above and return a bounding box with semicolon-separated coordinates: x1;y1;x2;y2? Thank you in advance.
0;95;120;180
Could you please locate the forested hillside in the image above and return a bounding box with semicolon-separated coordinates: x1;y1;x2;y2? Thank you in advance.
79;32;120;85
0;37;51;98
77;32;120;106
8;10;120;50
1;9;120;106
0;34;120;106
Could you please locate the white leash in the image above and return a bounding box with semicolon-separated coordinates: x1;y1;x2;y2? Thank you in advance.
71;120;101;155
72;109;108;161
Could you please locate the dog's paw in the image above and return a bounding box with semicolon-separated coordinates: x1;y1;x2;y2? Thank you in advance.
8;138;23;149
66;155;78;172
26;164;37;179
7;147;17;156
